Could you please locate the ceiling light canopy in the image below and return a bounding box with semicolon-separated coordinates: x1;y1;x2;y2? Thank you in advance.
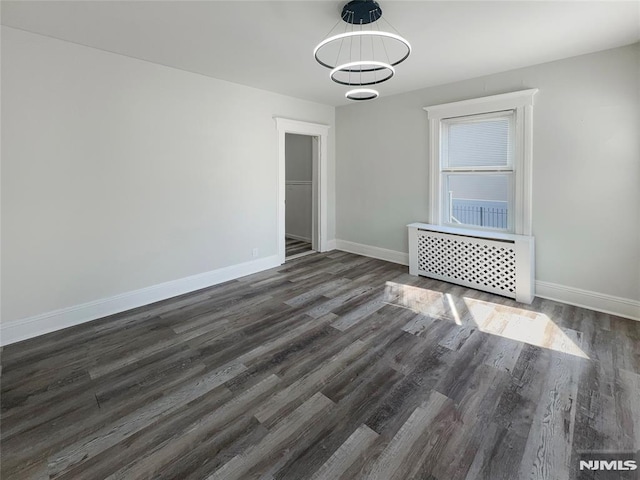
314;0;411;101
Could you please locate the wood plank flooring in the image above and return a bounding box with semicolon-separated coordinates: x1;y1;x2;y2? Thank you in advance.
1;251;639;479
286;237;312;257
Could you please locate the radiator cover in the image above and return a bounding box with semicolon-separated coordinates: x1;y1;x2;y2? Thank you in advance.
408;223;535;303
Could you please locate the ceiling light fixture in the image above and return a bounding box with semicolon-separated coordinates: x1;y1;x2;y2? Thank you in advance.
314;0;411;101
330;61;395;86
345;88;379;101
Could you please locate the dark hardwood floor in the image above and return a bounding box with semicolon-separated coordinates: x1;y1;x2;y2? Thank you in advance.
1;251;639;479
286;237;313;258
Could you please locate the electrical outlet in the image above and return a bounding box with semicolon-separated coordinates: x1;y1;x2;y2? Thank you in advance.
252;248;259;258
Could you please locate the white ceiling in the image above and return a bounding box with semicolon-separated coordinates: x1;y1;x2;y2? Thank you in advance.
2;1;639;106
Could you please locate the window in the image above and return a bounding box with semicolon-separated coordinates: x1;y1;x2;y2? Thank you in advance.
442;111;514;231
424;89;537;235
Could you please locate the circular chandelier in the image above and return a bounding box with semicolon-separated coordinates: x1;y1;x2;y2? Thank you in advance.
345;88;379;101
314;0;411;101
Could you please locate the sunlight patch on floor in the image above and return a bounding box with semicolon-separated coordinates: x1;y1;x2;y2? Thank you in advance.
445;293;462;325
465;297;589;359
383;281;589;359
383;281;452;322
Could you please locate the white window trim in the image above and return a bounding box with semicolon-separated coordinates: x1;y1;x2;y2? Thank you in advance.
424;89;538;235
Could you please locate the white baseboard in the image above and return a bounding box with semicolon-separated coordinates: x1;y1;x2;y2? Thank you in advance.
335;239;409;266
285;233;312;243
535;281;640;321
333;239;639;321
0;255;280;346
4;250;636;347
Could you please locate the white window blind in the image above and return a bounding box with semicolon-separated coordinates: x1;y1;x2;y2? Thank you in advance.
442;111;513;169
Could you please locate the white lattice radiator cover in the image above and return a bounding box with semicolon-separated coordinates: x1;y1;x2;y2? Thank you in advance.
408;223;535;303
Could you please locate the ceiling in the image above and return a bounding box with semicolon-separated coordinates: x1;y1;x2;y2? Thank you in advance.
2;1;639;106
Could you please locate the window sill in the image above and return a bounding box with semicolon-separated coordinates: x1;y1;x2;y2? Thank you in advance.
407;222;533;242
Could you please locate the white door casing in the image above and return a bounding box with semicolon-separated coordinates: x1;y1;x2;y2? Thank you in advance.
275;117;329;264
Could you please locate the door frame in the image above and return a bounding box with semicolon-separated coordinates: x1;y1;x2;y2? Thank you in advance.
275;117;329;265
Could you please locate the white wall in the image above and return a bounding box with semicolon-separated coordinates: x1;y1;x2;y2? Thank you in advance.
0;26;335;337
336;43;640;314
285;133;313;242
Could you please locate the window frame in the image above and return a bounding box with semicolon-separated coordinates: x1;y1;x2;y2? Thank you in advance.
424;89;538;235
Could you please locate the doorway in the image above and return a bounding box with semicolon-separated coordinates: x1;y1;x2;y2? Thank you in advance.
285;133;316;259
275;118;329;265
